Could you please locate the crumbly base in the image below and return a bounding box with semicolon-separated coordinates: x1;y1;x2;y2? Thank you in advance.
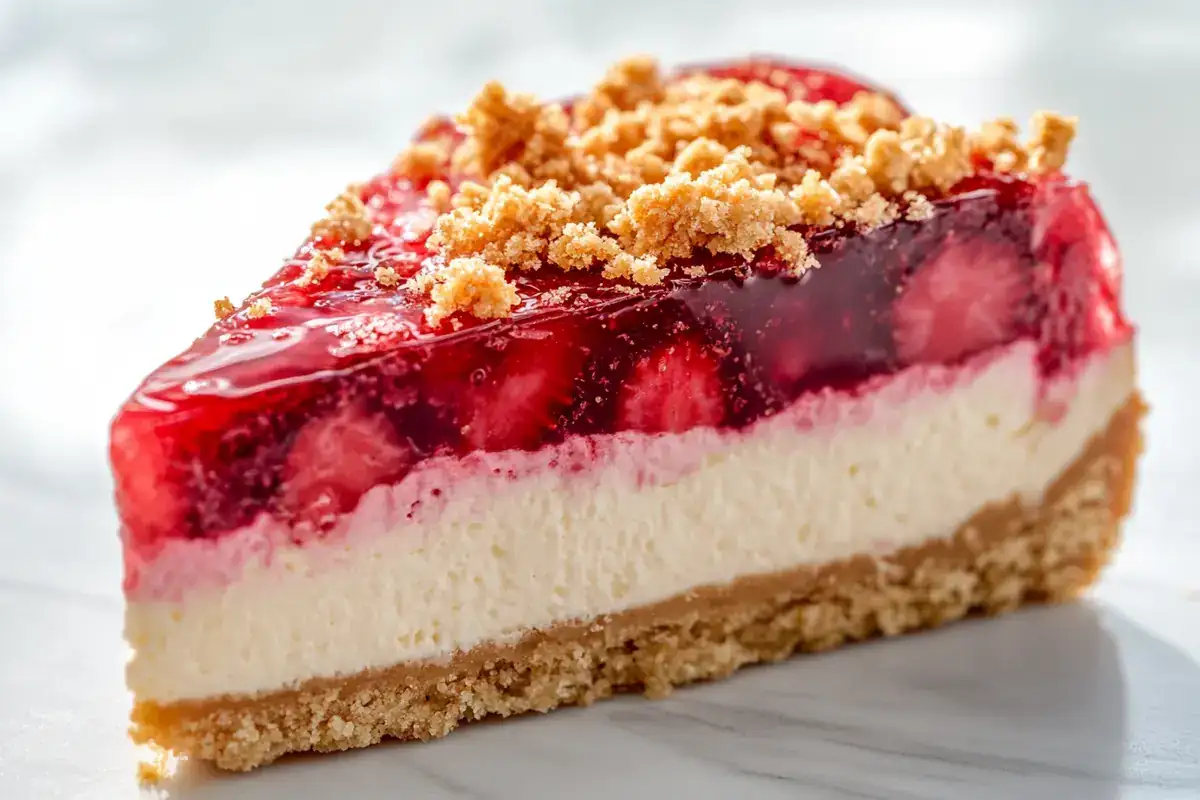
130;395;1144;771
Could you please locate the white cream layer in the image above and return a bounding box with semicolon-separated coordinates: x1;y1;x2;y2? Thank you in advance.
126;341;1136;703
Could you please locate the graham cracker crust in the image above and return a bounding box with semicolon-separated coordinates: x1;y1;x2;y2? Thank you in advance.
131;395;1145;771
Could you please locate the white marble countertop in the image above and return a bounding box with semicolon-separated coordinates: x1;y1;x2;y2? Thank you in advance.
1;1;1197;797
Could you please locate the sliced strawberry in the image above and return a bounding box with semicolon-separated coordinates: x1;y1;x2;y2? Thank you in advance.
462;332;583;452
280;405;412;530
109;411;186;552
1032;183;1130;361
617;339;726;434
892;234;1026;364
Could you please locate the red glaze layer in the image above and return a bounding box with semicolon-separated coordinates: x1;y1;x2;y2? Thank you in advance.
109;60;1131;562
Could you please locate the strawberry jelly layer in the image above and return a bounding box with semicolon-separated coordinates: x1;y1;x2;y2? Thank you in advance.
124;337;1133;604
112;170;1129;570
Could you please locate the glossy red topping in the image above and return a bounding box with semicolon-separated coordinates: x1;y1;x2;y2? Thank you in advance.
109;60;1131;563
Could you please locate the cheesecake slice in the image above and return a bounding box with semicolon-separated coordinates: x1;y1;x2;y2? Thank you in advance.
113;57;1143;771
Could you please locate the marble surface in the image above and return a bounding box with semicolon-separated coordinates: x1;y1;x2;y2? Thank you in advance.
1;0;1198;797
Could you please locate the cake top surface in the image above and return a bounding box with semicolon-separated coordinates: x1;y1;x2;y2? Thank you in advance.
142;56;1075;406
112;56;1126;554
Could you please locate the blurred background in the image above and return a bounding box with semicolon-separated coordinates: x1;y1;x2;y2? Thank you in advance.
1;1;1197;797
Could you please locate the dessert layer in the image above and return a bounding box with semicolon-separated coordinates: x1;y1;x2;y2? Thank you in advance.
126;340;1136;703
131;391;1143;771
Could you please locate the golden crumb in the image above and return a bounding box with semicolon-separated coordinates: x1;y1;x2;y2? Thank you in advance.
610;147;800;263
422;257;520;326
401;57;1080;322
213;296;235;320
298;247;343;287
135;746;179;786
828;157;876;205
430;175;580;270
789;170;841;226
672;138;732;177
682;264;707;278
311;188;373;246
777;230;818;275
1027;111;1077;174
452;82;571;182
862;130;913;194
392;141;449;182
540;285;574;306
848;194;899;231
901;118;973;192
601;252;668;285
902;191;935;221
972;118;1025;172
426;180;453;212
374;265;401;287
547;222;621;271
246;297;273;319
842;91;906;134
573;55;666;128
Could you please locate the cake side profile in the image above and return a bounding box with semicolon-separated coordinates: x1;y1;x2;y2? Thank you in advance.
112;57;1143;770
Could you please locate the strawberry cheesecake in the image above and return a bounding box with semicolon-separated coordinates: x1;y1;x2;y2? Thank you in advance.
113;57;1143;770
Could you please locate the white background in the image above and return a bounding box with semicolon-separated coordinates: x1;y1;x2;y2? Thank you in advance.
0;0;1197;797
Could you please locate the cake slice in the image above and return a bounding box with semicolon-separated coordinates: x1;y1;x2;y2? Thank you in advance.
113;57;1143;771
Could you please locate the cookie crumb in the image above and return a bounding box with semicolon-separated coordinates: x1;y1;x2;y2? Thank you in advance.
135;746;178;786
312;188;373;246
540;286;574;306
298;247;343;287
601;252;668;285
848;194;898;231
902;191;934;221
392;141;449;181
402;58;1079;322
1027;111;1077;174
972;118;1025;172
426;180;453;212
901;118;972;192
777;230;819;275
374;265;401;287
422;257;520;326
574;55;665;129
610;147;800;264
246;297;273;319
863;130;913;194
213;296;235;320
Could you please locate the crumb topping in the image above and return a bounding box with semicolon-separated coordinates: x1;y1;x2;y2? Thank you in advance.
213;296;235;320
311;187;373;246
391;141;449;182
1026;111;1077;174
426;179;453;212
418;257;520;326
298;247;343;287
902;190;935;222
292;58;1078;327
246;297;273;319
374;265;401;287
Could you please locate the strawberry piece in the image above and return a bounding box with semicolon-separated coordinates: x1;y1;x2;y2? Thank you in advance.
892;234;1026;364
280;405;412;529
617;340;726;434
110;412;186;551
462;333;583;452
1032;183;1130;362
